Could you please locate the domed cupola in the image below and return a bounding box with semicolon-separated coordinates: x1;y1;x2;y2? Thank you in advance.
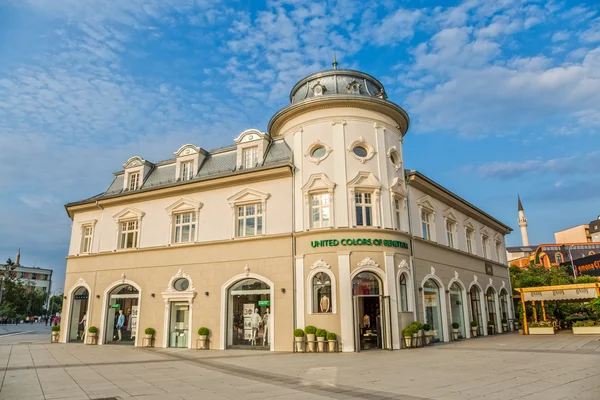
268;59;410;138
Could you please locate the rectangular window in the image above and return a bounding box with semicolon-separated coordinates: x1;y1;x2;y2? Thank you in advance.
119;220;139;249
20;272;25;278
236;203;263;237
482;235;490;259
421;211;432;240
446;220;456;248
173;212;196;243
394;198;403;230
310;193;331;228
80;225;93;253
32;274;37;280
128;172;140;190
496;241;502;261
355;192;372;226
181;161;194;181
466;228;474;254
242;147;258;169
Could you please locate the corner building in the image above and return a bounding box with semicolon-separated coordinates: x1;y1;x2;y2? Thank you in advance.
62;67;513;351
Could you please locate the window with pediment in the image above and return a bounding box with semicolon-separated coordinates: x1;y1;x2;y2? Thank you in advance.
417;196;436;241
348;172;381;227
113;207;145;250
227;188;270;238
302;173;336;230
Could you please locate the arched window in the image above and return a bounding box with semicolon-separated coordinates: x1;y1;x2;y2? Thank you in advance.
312;272;332;313
423;279;444;342
555;253;563;263
399;273;409;312
589;251;596;255
486;287;497;331
352;272;381;295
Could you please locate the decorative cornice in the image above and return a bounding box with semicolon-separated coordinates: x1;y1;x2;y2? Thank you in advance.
311;259;331;269
165;269;195;292
358;257;379;268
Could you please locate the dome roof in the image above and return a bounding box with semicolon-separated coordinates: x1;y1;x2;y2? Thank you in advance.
289;69;387;103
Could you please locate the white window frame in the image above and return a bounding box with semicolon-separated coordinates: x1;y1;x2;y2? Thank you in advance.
348;172;381;228
389;177;407;232
482;234;490;259
354;191;374;227
306;261;337;315
227;188;270;239
236;203;264;237
421;209;433;240
466;227;475;254
113;207;145;250
180;160;194;181
310;192;332;229
242;146;259;169
446;219;457;249
302;173;336;231
80;224;94;254
417;195;437;242
128;172;140;190
173;211;197;243
118;219;140;249
165;198;203;245
398;271;410;312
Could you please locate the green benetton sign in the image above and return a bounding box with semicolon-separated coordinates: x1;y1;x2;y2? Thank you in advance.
111;304;121;309
258;300;270;307
310;238;409;249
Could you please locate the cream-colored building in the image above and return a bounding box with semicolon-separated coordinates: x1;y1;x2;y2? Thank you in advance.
61;67;513;351
555;224;591;244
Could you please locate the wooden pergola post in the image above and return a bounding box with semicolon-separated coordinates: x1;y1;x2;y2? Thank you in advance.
532;300;538;323
541;300;547;321
520;289;528;335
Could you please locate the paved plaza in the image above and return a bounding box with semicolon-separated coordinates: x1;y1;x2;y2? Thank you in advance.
1;324;599;400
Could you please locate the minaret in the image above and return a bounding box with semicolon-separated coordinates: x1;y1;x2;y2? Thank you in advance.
15;248;21;266
518;196;529;246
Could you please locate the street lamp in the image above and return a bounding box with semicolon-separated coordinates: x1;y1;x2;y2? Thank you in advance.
560;245;578;279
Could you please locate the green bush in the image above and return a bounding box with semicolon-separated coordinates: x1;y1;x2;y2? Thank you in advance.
197;327;209;336
422;324;431;331
530;322;539;328
305;325;317;335
315;328;327;337
584;321;596;327
470;320;478;327
87;326;98;333
412;321;423;331
402;326;415;337
293;329;305;337
144;328;155;335
573;321;584;327
51;325;60;332
326;332;336;340
451;322;460;329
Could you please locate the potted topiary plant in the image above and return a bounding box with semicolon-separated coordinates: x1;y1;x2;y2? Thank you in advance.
293;329;305;352
451;322;460;340
305;325;317;352
326;332;337;352
144;328;155;339
422;324;432;345
315;329;327;352
88;326;98;344
197;327;209;349
470;320;478;337
501;318;508;332
402;326;414;348
51;325;60;342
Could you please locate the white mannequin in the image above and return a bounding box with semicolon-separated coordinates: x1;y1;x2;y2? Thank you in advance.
116;310;125;341
320;295;330;313
250;308;261;345
262;309;270;346
79;313;87;343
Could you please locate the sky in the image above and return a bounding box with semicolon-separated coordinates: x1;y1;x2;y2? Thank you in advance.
1;0;599;293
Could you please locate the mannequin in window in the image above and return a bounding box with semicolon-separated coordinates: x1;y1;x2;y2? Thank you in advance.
262;308;270;346
250;308;261;346
116;310;125;341
79;313;87;343
363;314;370;328
320;295;330;313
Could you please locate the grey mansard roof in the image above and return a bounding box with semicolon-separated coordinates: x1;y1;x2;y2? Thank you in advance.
67;140;292;206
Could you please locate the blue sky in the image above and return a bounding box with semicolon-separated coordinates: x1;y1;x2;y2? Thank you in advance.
1;0;599;293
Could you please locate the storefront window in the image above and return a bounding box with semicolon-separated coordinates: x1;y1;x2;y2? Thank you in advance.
487;288;497;331
470;285;483;335
69;287;89;342
399;273;409;312
449;283;465;338
352;272;383;350
169;302;189;348
105;284;139;344
423;279;444;342
312;272;332;313
228;279;270;349
500;290;508;323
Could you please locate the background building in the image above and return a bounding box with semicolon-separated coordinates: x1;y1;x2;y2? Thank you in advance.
554;225;591;243
590;217;600;242
11;250;53;294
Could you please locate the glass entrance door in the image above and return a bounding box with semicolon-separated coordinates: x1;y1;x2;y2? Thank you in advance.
227;279;271;349
105;285;139;344
69;287;89;342
449;283;465;339
470;286;483;335
169;302;189;348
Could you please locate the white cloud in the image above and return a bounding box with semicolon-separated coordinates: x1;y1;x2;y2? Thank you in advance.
551;31;570;42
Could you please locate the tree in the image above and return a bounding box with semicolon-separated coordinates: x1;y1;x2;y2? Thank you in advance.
574;275;599;284
49;294;63;315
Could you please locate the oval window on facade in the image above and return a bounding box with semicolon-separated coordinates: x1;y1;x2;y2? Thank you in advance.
353;146;368;158
173;278;190;291
390;151;399;165
311;146;327;159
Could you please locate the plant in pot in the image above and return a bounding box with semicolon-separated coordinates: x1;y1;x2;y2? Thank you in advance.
326;332;337;352
402;326;415;348
451;322;460;340
87;326;98;344
51;325;60;342
197;327;209;350
487;321;495;334
315;329;327;352
293;329;305;352
470;320;478;337
422;324;432;345
305;325;317;352
501;318;508;332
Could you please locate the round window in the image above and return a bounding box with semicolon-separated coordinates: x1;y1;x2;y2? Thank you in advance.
390;151;399;165
173;278;189;291
311;146;327;159
353;146;368;158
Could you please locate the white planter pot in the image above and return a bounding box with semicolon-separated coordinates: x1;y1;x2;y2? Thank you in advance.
403;336;412;348
51;332;59;342
306;334;316;352
502;324;508;332
317;337;325;352
294;337;304;352
452;329;459;340
471;328;478;337
572;326;600;335
529;327;554;335
488;326;495;334
424;333;432;345
327;340;337;352
198;335;207;349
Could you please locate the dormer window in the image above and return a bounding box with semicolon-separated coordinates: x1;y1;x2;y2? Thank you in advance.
181;161;194;181
128;172;140;190
243;147;258;169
